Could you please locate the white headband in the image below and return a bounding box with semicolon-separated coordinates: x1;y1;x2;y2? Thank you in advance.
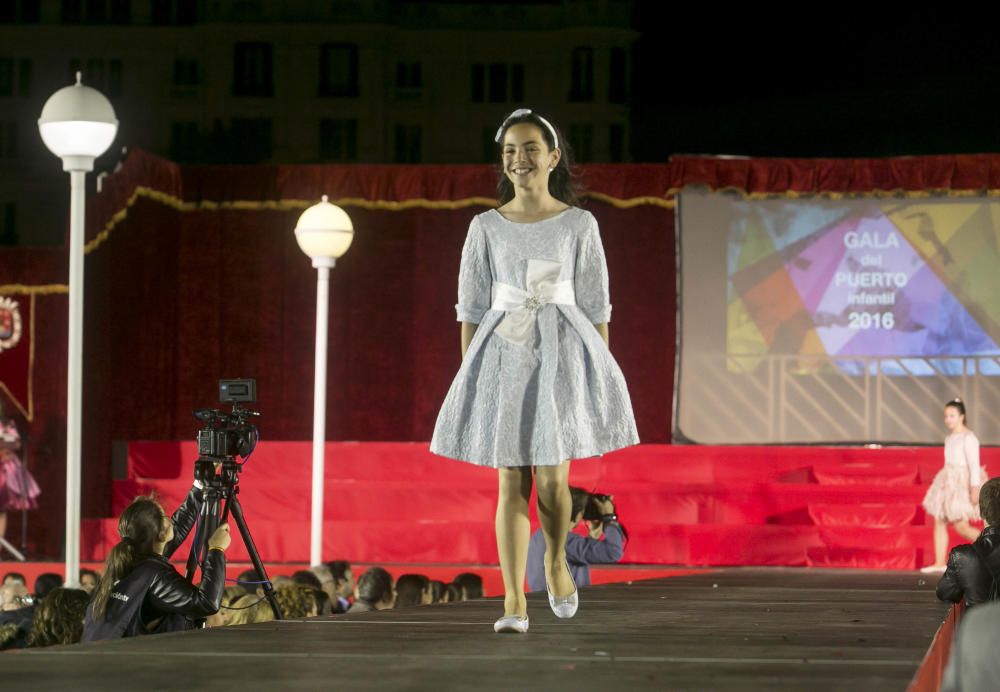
494;108;559;150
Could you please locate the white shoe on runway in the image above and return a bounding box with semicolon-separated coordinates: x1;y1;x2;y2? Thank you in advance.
919;564;947;574
494;615;529;633
546;561;579;619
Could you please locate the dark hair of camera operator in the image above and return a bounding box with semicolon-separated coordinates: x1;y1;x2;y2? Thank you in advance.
82;489;232;641
525;487;625;593
28;587;89;647
937;477;1000;608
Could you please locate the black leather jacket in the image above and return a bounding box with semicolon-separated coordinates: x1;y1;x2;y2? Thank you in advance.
82;485;226;641
936;526;1000;608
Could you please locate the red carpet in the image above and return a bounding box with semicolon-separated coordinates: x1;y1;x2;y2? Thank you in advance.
79;442;1000;570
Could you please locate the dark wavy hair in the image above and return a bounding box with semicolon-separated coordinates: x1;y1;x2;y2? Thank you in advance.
946;397;967;424
91;496;164;619
28;587;90;647
495;110;579;207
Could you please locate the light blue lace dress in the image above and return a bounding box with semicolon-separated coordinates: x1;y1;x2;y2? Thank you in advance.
430;207;639;468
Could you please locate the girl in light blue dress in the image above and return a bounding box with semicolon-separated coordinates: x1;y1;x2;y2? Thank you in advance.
430;109;639;633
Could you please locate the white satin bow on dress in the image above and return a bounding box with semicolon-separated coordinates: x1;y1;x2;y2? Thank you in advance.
490;259;576;346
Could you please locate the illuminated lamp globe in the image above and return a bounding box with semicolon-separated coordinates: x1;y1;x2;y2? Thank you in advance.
38;72;118;172
295;195;354;265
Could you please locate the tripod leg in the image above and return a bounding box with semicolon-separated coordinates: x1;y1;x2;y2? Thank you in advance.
185;488;219;583
227;496;283;620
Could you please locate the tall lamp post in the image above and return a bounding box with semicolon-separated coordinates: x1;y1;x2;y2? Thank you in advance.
294;196;354;566
38;73;118;586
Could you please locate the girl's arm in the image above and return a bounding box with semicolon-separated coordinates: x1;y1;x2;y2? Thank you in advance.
594;323;608;348
461;322;478;358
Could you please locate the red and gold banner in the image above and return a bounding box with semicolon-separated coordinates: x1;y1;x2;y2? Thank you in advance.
0;293;33;421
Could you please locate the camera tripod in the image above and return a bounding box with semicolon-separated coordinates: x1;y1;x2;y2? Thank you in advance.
184;456;283;620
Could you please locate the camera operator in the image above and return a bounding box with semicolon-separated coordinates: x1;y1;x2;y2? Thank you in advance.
83;483;231;641
526;487;625;593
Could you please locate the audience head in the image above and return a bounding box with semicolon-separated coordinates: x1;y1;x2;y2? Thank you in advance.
292;570;324;591
226;593;276;626
274;584;320;619
0;582;32;612
33;573;63;601
237;569;261;595
27;588;89;647
78;569;99;595
429;580;446;604
326;560;354;599
92;495;169;618
311;564;338;605
452;573;484;600
980;478;1000;527
2;572;25;587
395;574;432;608
442;583;460;604
356;567;394;610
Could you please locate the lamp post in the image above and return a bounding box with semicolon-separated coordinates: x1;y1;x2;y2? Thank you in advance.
294;196;354;566
38;73;118;586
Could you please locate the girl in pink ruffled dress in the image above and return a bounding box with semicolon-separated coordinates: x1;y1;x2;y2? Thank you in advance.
921;398;988;572
0;399;41;543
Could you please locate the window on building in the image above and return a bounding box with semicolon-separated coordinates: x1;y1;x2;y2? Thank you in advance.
110;0;131;23
170;121;199;161
319;43;358;98
570;124;593;163
609;123;625;163
393;125;421;163
471;64;485;102
85;0;107;22
609;47;627;103
108;59;123;97
0;58;32;96
231;118;272;162
18;59;31;97
0;202;16;246
85;57;106;91
319;119;358;162
62;0;83;23
488;63;507;103
570;47;594;102
173;59;199;86
20;0;42;23
395;62;421;90
0;60;12;97
511;64;524;102
151;0;171;25
0;121;17;159
234;42;273;97
176;0;195;24
0;3;14;22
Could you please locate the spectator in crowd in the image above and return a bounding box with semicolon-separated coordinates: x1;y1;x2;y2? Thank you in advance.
33;572;62;601
429;580;446;604
237;568;261;595
442;583;461;604
453;573;484;600
395;574;433;608
941;602;1000;692
2;572;25;586
348;567;394;613
526;487;625;593
274;584;319;619
292;570;324;591
226;593;276;626
311;564;339;609
937;477;1000;607
326;560;354;613
206;585;247;628
83;493;231;641
27;588;89;647
79;569;100;595
0;580;35;649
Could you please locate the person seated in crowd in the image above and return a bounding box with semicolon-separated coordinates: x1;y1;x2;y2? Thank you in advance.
274;584;319;618
347;567;394;613
27;587;89;647
0;579;35;649
33;572;62;601
941;601;1000;692
395;574;433;608
326;560;354;614
452;573;484;601
205;585;248;628
310;564;340;610
82;491;231;641
292;569;324;591
2;572;25;586
226;593;276;626
429;580;445;604
442;582;461;604
237;568;261;595
79;569;100;595
938;477;1000;608
526;487;625;593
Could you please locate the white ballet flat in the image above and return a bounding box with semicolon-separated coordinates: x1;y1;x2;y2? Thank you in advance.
546;561;579;619
494;615;529;633
920;564;947;574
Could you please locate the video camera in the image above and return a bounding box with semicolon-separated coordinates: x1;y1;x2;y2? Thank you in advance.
193;378;260;462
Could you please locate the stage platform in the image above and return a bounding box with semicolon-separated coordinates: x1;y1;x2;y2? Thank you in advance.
4;568;948;691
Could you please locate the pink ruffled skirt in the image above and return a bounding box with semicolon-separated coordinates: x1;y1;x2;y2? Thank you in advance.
0;455;41;511
922;464;988;522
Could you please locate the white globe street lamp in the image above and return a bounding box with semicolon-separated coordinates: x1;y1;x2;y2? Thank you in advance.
38;73;118;587
294;195;354;566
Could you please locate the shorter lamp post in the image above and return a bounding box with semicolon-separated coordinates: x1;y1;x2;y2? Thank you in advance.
38;72;118;586
294;196;354;567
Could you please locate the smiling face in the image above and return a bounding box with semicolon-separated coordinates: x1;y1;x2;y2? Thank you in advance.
944;404;965;431
502;123;560;191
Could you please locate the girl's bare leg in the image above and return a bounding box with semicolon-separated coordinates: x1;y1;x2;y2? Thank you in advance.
932;517;949;566
496;467;533;617
534;461;575;596
953;519;980;542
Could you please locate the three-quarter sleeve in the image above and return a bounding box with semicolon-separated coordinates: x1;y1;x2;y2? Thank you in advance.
574;213;612;324
454;215;492;324
964;433;981;486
